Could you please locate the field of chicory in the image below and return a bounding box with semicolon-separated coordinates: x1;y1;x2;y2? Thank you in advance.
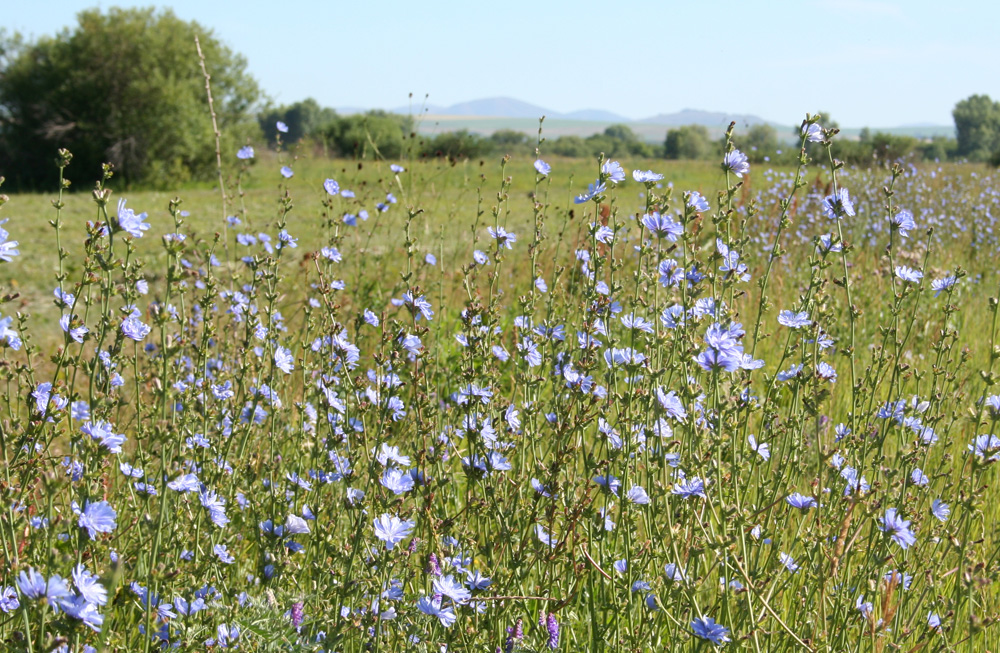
0;118;999;652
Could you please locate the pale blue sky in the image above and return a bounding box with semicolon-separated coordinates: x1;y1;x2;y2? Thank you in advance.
8;0;996;127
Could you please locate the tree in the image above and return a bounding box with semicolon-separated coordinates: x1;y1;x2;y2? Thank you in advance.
323;111;414;160
258;98;338;146
663;125;713;160
420;129;492;160
489;129;529;149
953;94;1000;162
550;135;589;158
730;124;781;163
0;7;261;188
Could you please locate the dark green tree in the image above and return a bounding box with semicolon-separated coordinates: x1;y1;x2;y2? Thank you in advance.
489;129;529;148
0;7;261;188
323;111;414;159
549;135;590;158
663;125;713;160
735;124;780;162
420;129;492;160
258;98;338;146
953;94;1000;162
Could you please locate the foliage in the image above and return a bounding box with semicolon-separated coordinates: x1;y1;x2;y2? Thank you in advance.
320;110;415;160
663;124;715;160
258;98;338;146
419;128;492;160
953;94;1000;162
0;7;261;189
732;124;781;163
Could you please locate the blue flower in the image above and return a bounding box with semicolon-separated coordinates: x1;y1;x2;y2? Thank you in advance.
878;508;916;549
167;473;200;492
488;226;517;249
574;179;606;204
632;169;663;183
895;266;923;283
931;275;957;296
81;420;126;453
200;489;230;528
536;524;558;548
686;190;710;212
276;121;288;133
601;160;625;183
116;199;150;238
0;219;19;262
60;595;104;631
72;565;107;607
821;188;856;219
534;159;551;176
786;493;817;510
931;499;950;522
777;310;812;328
748;434;770;460
969;434;1000;461
779;552;799;573
380;467;415;495
390;163;405;173
802;122;823;143
0;313;22;350
0;586;19;613
214;544;235;564
816;361;837;382
17;568;70;602
121;314;151;341
723;149;749;178
236;146;254;160
656;388;686;420
60;315;88;343
417;595;456;627
373;514;414;550
323;178;340;195
274;346;294;373
593;474;620;495
77;500;116;539
892;209;916;238
433;575;471;605
691;615;731;645
626;485;650;504
672;476;706;499
280;166;294;178
641;212;683;241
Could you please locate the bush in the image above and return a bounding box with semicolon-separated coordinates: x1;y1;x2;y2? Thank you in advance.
0;7;261;188
322;111;414;160
664;125;715;160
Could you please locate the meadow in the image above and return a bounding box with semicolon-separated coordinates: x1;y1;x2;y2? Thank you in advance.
0;119;999;653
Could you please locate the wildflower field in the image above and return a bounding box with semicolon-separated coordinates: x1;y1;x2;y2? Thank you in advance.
2;117;1000;653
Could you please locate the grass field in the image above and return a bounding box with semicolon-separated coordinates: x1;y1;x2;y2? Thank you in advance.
1;131;1000;652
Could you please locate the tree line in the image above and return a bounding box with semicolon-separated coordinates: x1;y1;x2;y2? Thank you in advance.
1;7;998;189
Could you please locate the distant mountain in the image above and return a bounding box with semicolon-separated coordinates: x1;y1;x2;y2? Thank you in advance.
562;109;631;122
638;108;773;127
389;97;630;122
433;97;552;118
390;103;446;115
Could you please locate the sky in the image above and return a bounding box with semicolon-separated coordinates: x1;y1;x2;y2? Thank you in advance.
7;0;998;128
